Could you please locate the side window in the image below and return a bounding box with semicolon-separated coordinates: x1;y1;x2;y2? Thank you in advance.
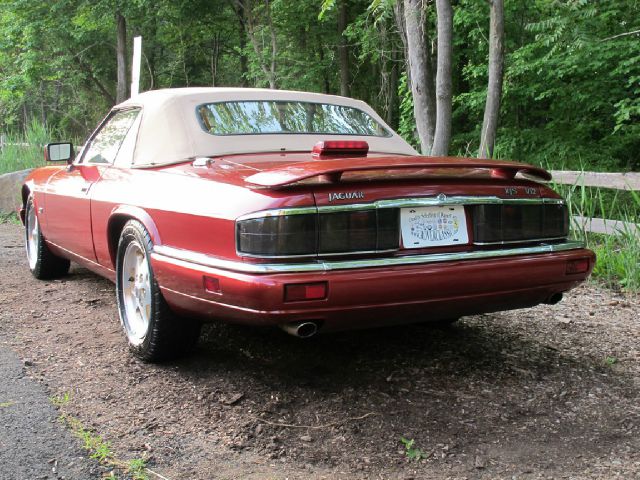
113;110;142;167
81;109;141;165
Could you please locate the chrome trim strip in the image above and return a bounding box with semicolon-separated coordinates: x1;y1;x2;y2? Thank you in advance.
237;248;399;260
368;196;564;210
237;207;318;221
153;241;586;275
236;196;565;221
473;236;568;246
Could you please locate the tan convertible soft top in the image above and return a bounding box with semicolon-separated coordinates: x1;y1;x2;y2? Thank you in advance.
117;88;418;167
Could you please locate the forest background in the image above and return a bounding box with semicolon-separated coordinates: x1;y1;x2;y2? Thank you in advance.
0;0;638;172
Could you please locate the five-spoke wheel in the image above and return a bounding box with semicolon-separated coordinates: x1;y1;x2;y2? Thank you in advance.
24;195;70;279
116;220;201;361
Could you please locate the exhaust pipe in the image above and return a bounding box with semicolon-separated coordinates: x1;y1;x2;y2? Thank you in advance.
544;293;563;305
280;321;319;338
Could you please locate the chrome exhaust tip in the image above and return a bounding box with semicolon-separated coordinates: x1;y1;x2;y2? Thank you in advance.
544;293;563;305
280;321;319;338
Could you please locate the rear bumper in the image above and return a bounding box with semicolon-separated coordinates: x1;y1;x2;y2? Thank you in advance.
150;242;595;330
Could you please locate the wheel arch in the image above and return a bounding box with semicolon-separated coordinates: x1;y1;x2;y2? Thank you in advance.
107;206;162;268
20;183;34;224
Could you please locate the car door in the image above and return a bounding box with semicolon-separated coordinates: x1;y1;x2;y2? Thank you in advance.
44;109;141;262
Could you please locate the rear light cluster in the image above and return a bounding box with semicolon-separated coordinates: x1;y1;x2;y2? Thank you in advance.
237;201;570;258
236;215;316;256
473;204;568;244
284;282;327;301
319;209;398;253
237;210;400;257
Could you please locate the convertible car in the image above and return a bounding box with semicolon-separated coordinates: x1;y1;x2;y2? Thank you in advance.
21;87;594;361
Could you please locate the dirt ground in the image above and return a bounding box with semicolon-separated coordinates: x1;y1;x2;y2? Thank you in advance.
1;222;639;480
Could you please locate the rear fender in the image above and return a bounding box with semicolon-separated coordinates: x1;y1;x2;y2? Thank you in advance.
107;206;162;268
20;180;37;224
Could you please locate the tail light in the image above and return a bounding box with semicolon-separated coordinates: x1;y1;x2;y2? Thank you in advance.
473;204;568;244
236;215;317;256
318;209;399;254
284;282;327;301
236;209;399;257
566;258;590;274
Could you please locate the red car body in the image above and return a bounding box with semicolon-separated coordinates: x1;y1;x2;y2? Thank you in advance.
21;88;594;359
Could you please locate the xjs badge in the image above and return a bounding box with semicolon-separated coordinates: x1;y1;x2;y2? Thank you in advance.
328;191;365;202
504;187;538;196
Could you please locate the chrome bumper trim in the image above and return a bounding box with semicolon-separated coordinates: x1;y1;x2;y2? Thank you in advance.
152;241;586;274
236;196;565;221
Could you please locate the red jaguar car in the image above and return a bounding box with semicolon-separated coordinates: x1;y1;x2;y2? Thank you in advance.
21;88;594;361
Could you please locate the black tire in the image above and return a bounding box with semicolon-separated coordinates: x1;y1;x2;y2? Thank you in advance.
115;219;201;362
24;195;70;280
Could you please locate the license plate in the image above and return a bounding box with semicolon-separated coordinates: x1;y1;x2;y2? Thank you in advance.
400;205;469;248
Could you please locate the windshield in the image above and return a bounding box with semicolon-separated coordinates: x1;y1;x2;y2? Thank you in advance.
198;101;390;137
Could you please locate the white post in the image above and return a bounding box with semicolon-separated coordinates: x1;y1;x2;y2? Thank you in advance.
130;36;142;98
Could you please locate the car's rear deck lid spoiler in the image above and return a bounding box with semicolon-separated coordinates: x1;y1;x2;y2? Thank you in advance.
245;156;552;187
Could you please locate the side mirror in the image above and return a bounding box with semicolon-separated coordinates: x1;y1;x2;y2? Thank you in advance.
45;142;74;164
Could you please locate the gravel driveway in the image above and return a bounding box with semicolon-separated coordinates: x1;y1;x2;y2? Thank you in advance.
0;222;638;479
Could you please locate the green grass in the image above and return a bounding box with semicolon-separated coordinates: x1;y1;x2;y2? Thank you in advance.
553;180;640;292
50;391;72;407
59;414;149;480
0;212;20;225
128;458;149;480
0;120;52;175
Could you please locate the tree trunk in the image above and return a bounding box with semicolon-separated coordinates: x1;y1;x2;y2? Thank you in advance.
338;0;349;96
403;0;436;155
386;47;399;128
230;1;249;86
432;0;453;156
394;1;408;62
115;12;127;103
243;0;278;89
319;46;330;93
479;0;505;159
210;34;221;86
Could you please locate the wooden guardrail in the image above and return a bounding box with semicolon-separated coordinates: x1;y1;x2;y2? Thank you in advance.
550;170;640;237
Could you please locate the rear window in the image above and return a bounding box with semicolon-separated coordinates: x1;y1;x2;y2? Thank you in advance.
197;101;390;137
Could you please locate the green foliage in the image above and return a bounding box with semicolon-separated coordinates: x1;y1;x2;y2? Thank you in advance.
60;413;150;479
555;179;640;292
604;356;619;366
0;119;52;174
0;0;636;173
128;458;149;480
50;391;72;407
452;0;640;170
61;414;115;464
397;72;419;149
400;437;427;461
0;212;20;225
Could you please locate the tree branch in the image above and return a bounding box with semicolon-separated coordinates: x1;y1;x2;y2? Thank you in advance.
600;28;640;42
70;53;115;105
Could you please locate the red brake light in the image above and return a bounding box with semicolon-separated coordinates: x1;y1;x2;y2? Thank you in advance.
203;276;221;293
490;168;514;180
312;140;369;157
284;282;328;302
566;258;590;275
